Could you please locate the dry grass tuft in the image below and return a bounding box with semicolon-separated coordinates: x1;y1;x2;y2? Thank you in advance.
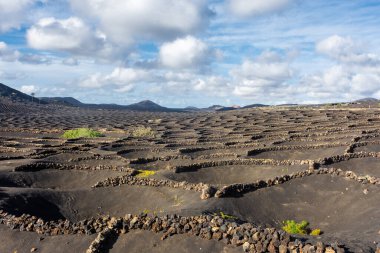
130;126;157;138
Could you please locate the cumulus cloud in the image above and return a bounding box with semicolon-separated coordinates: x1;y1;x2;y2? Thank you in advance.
299;66;349;99
79;67;151;92
193;76;231;96
114;85;135;93
300;35;380;101
231;51;293;98
70;0;212;44
62;58;79;66
317;35;380;65
27;17;117;58
107;67;151;85
79;73;104;89
0;0;36;32
300;66;380;101
159;36;212;69
0;71;26;80
351;74;380;94
0;42;21;62
228;0;293;17
20;85;38;94
0;41;52;65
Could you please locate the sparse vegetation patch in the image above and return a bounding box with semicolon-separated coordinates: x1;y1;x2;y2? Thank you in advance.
282;220;322;236
135;169;156;178
130;126;157;138
310;228;322;236
213;211;238;220
282;220;309;235
148;118;162;124
61;128;104;139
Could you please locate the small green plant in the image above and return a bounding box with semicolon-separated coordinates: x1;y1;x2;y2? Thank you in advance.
214;211;237;220
310;229;321;236
135;169;156;178
130;126;157;138
282;220;309;235
282;220;322;236
61;128;103;139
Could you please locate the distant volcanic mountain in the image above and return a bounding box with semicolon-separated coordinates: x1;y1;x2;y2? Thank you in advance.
0;82;275;112
207;105;225;110
354;98;379;103
0;83;174;112
39;97;83;106
243;104;268;108
0;83;46;104
124;100;172;112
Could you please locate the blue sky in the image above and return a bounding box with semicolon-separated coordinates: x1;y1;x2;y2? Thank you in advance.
1;0;380;107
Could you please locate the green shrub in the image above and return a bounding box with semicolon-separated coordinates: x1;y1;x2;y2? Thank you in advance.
131;126;156;138
61;128;103;139
282;220;309;235
282;220;322;236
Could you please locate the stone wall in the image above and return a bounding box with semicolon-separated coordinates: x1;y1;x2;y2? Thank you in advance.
0;210;347;253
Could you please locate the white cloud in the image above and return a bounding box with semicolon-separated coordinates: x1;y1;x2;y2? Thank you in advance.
27;17;117;58
62;58;79;66
0;41;53;65
316;35;355;58
0;0;36;32
237;60;291;82
40;86;67;96
299;66;349;98
79;67;151;92
317;35;380;65
163;71;197;84
20;85;38;94
114;85;135;93
228;0;293;17
0;42;20;62
19;53;51;65
78;73;104;88
231;51;293;98
351;74;380;95
107;67;150;85
303;35;380;100
70;0;211;44
159;36;211;69
0;71;26;80
300;65;380;101
310;65;350;93
194;76;231;96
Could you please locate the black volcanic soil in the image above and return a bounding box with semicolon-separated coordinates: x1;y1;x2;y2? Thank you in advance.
159;164;308;185
205;175;380;252
0;224;96;253
1;103;380;252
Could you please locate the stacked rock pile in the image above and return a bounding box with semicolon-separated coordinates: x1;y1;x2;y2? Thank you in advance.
215;167;379;198
173;158;308;173
92;173;207;192
14;162;130;172
0;210;347;253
